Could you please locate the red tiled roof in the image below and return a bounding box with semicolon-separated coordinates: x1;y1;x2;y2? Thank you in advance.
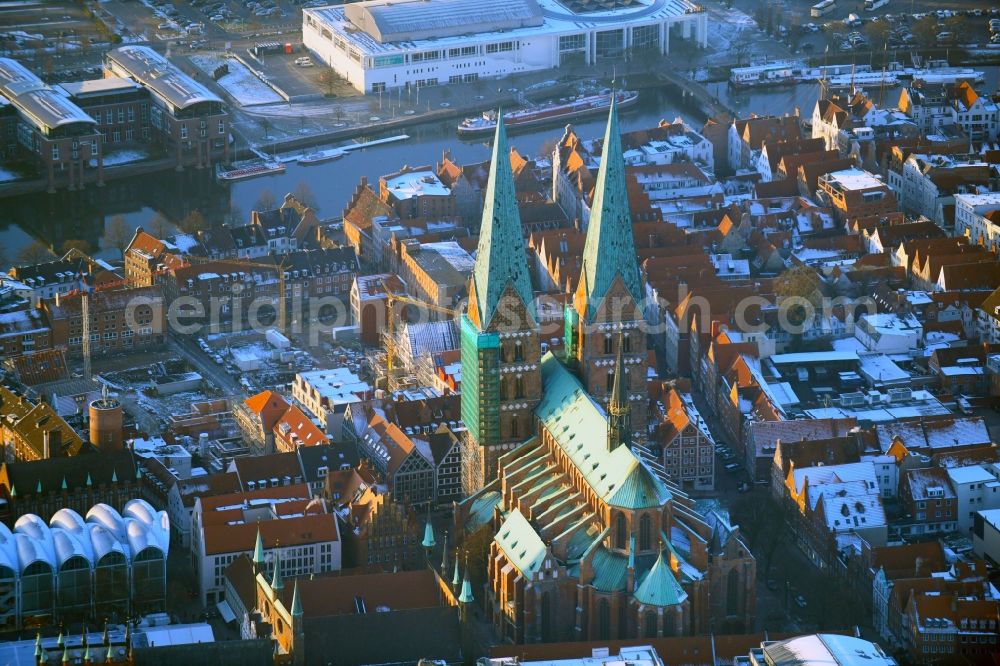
273;404;328;448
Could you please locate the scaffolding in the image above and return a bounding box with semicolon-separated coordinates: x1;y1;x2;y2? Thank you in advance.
459;314;500;495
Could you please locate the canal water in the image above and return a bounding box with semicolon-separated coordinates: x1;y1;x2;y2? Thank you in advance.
2;67;997;262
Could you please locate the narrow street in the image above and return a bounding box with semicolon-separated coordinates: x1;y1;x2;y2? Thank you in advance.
169;334;243;396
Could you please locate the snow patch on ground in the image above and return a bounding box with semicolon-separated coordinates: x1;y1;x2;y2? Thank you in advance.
702;5;769;66
191;55;283;107
103;149;148;166
0;167;21;183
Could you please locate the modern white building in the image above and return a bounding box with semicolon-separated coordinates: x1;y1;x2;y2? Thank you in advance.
190;484;341;605
0;500;169;629
955;192;1000;251
292;367;372;434
854;313;923;354
303;0;707;93
946;464;1000;534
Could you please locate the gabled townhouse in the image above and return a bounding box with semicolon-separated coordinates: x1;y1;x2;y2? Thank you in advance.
896;153;993;225
754;137;826;183
862;218;942;255
867;540;950;645
357;413;435;506
903;591;1000;665
728;114;801;173
955;193;1000;252
8;253;100;304
657;384;715;491
781;460;888;569
755;419;863;489
898;467;958;537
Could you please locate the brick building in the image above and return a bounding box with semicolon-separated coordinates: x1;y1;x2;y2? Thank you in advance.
41;285;166;358
816;168;897;222
104;46;228;170
0;58;102;192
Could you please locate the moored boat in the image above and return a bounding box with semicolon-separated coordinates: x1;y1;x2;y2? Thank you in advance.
729;61;804;88
216;161;285;182
298;148;347;165
457;90;638;137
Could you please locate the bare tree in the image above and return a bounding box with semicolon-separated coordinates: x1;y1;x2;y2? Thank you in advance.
16;240;55;266
148;212;174;239
180;209;207;232
254;189;277;212
104;215;132;259
227;200;244;226
62;239;93;256
292;180;318;210
911;16;939;49
865;19;890;49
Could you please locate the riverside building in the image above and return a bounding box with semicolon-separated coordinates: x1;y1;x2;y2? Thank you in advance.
303;0;708;93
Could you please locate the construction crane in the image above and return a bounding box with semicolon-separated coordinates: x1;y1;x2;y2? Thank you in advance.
381;281;460;390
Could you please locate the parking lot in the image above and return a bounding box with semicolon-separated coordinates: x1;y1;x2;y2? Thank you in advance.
246;48;332;101
0;1;116;77
797;7;1000;56
731;0;1000;59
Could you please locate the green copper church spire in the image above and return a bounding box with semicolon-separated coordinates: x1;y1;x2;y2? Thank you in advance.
271;549;283;591
469;112;535;329
291;578;303;618
576;98;643;322
252;527;264;571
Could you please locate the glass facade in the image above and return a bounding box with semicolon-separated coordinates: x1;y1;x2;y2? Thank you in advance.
595;29;624;58
95;551;130;618
20;561;54;620
57;556;92;616
132;548;167;612
632;24;660;51
0;566;15;629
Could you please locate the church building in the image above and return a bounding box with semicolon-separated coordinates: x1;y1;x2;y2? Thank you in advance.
456;103;757;645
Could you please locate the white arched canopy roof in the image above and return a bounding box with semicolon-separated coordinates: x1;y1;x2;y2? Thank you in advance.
86;504;128;542
0;523;18;576
53;530;93;569
14;533;55;574
89;524;127;564
50;509;97;567
124;500;170;556
3;501;170;576
14;515;55;572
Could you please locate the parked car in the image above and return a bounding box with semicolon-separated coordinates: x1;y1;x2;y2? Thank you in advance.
724;462;741;472
795;595;808;608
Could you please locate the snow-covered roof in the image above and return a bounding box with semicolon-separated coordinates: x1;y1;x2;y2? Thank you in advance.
946;465;996;487
382;170;450;200
809;480;887;532
307;0;698;56
858;353;910;383
793;461;879;498
763;634;895;666
822;168;886;191
875;417;990;453
105;46;222;112
859;312;923;335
